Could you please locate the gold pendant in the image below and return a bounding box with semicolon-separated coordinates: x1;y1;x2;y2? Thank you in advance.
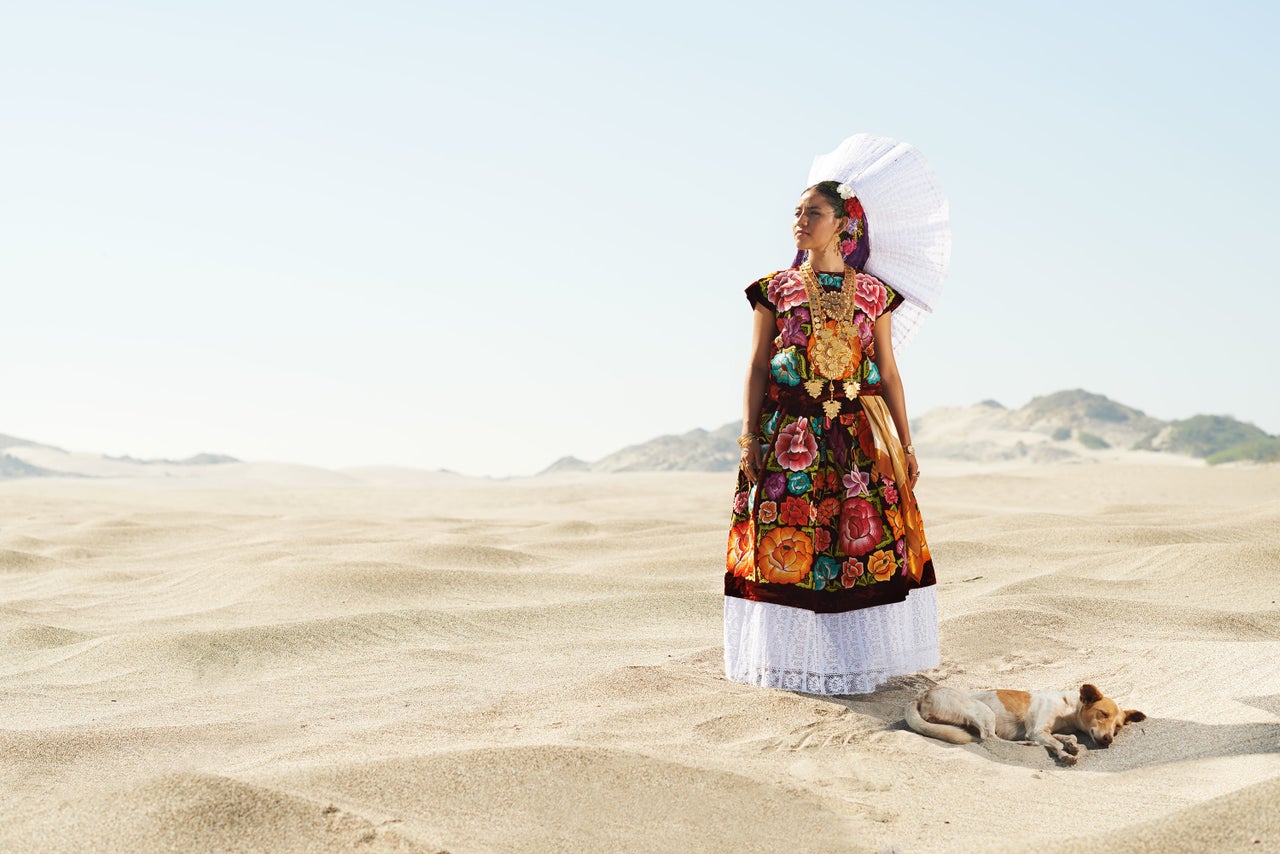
811;326;856;379
843;380;861;398
804;380;825;398
822;399;842;419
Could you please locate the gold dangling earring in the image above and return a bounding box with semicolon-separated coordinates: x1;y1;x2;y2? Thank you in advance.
830;231;842;258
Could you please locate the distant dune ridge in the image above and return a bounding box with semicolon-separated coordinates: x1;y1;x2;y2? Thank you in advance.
0;435;241;481
542;389;1280;473
3;389;1277;482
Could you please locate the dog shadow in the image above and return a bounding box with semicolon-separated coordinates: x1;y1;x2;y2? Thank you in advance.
810;677;1280;771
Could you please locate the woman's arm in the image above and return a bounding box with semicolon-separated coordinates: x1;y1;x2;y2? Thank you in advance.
740;305;775;482
871;311;920;482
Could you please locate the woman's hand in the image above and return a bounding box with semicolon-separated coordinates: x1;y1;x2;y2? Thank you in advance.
740;442;763;484
905;452;920;484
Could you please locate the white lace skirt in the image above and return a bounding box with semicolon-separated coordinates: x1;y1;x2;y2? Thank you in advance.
723;585;939;695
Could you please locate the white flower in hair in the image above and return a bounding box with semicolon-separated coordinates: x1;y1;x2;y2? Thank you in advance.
837;182;856;200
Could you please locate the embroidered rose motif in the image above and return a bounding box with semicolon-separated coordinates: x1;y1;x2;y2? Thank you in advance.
813;527;832;553
856;411;877;458
838;497;883;556
855;315;874;348
813;470;838;493
759;500;778;524
726;520;754;577
770;347;804;387
732;490;749;514
867;549;897;581
786;471;811;495
762;472;787;501
766;271;807;312
780;315;808;348
853;273;888;317
840;558;864;587
814;497;841;527
779;495;812;526
882;479;899;505
758;526;813;585
812;555;840;589
774;418;819;472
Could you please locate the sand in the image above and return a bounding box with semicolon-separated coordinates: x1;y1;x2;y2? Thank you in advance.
0;463;1277;852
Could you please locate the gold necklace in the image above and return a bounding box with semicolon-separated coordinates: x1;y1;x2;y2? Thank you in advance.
798;261;862;417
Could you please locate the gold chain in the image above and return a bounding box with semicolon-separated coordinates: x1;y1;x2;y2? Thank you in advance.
797;261;862;417
798;260;858;326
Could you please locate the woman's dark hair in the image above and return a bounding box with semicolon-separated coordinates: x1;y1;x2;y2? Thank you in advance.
793;180;872;270
807;180;845;216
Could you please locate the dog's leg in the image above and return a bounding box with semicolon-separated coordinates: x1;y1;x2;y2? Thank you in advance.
1056;733;1080;756
1027;729;1077;765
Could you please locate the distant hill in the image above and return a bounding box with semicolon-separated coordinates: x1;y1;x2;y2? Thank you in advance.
0;454;64;479
0;433;62;453
0;432;240;480
583;423;742;473
104;452;240;466
540;389;1279;473
0;434;70;478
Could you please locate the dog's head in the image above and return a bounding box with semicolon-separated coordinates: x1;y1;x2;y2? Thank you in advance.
1078;684;1146;746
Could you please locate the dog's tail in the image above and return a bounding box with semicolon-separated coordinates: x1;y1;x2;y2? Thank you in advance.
904;696;974;744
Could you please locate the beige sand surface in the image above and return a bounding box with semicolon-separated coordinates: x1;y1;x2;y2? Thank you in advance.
1;464;1277;852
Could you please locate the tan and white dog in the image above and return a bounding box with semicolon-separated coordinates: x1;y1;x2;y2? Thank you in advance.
905;683;1146;764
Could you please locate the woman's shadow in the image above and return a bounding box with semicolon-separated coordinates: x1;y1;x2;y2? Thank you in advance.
812;677;1280;771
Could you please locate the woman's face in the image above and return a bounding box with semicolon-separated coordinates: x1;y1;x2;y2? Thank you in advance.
793;189;846;253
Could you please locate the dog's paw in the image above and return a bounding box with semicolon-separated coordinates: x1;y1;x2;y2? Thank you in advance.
1055;751;1078;766
1058;736;1080;756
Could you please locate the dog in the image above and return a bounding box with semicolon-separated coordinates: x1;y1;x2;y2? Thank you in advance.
904;683;1145;764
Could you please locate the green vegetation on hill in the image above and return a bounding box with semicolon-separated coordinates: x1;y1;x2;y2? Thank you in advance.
1077;432;1110;450
1022;389;1148;424
1206;437;1280;465
1163;415;1270;458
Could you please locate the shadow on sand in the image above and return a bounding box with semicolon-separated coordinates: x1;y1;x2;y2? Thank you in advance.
805;676;1280;771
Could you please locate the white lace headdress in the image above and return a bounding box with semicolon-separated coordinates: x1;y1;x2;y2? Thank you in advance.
805;133;952;351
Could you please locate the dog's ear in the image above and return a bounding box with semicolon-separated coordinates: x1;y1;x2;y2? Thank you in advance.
1124;709;1146;724
1079;684;1103;704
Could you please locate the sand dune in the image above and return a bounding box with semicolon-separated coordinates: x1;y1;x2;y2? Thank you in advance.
0;464;1277;852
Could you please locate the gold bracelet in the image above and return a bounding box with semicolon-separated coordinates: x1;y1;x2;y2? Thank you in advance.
737;433;759;449
904;444;916;455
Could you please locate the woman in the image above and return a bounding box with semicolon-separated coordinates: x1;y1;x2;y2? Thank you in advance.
724;173;941;696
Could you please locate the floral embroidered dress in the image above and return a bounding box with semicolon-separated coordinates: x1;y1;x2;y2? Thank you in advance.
724;268;939;695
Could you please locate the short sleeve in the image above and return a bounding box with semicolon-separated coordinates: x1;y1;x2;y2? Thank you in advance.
884;282;905;314
745;272;779;312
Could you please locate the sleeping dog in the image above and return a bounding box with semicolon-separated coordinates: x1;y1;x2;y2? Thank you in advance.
905;683;1145;764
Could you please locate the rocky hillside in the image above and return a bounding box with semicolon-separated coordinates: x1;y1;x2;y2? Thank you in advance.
545;423;744;474
540;389;1279;473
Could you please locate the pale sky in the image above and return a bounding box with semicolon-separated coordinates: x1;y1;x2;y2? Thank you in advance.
3;1;1276;476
